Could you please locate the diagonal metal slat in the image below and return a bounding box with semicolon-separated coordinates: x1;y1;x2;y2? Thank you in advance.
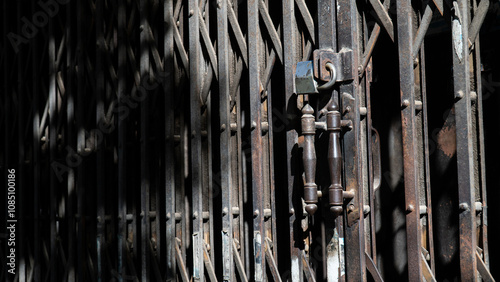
258;0;283;64
295;0;315;44
368;0;395;41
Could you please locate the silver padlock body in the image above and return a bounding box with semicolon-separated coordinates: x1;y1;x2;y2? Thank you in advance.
295;61;319;94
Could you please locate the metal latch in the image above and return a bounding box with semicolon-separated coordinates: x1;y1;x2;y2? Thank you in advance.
295;48;355;218
295;49;353;95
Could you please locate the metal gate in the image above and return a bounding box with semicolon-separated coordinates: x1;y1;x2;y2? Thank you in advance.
1;0;499;281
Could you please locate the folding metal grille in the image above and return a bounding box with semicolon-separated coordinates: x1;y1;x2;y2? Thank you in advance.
1;0;499;281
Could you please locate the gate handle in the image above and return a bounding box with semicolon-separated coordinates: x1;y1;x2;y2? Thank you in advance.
327;103;354;217
302;104;319;215
371;128;381;192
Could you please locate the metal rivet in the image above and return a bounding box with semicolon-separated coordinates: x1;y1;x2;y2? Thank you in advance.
253;210;259;217
470;91;477;102
407;204;415;212
251;121;257;130
222;207;228;216
456;91;464;100
359;107;367;116
363;205;371;214
348;204;355;212
166;212;171;220
459;203;469;211
220;124;226;132
189;9;194;16
289;208;295;215
193;211;198;219
139;25;144;31
402;99;410;108
345;106;351;113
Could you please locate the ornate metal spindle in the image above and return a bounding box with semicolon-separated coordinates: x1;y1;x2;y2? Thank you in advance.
327;102;353;217
301;104;318;215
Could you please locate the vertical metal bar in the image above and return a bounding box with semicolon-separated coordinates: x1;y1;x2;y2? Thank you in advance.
248;0;265;280
217;0;234;280
451;0;477;280
419;38;436;274
165;0;176;280
473;10;489;270
283;0;301;275
189;0;204;279
316;1;345;281
232;2;246;277
202;3;215;267
96;0;105;280
336;0;365;279
117;1;127;280
139;0;151;280
396;0;423;280
49;10;58;282
175;2;188;277
66;1;76;280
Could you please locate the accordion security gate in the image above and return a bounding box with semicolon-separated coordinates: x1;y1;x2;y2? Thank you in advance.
0;0;498;281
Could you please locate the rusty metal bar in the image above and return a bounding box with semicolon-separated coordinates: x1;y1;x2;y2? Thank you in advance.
412;3;434;60
418;34;436;275
189;0;204;279
452;0;478;280
248;0;265;280
282;0;302;278
217;0;234;280
468;0;490;46
472;0;490;269
336;0;366;279
396;0;424;279
368;0;394;41
360;0;392;75
165;0;176;280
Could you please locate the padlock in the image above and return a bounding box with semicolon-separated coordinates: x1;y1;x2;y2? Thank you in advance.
295;61;319;94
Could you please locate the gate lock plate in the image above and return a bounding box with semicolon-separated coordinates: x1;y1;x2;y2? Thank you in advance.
295;49;354;95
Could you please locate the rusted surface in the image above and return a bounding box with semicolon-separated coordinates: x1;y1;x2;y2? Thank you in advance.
396;0;424;279
0;0;497;281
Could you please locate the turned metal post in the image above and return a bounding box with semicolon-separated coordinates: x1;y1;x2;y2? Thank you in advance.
327;103;344;217
301;104;318;215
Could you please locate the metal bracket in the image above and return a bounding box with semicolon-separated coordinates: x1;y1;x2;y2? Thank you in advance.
295;48;353;94
313;49;353;82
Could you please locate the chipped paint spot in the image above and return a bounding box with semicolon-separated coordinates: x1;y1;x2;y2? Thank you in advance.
438;125;457;158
